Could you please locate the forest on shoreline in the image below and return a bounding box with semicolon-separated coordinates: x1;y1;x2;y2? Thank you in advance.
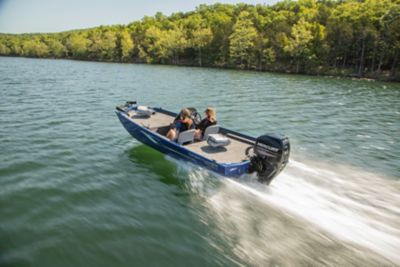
0;0;399;81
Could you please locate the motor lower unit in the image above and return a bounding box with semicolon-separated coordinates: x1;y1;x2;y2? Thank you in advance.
246;134;290;184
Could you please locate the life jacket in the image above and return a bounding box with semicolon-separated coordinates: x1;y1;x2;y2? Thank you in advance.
175;118;193;132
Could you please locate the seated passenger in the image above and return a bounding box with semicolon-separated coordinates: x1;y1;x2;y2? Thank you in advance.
194;107;217;140
166;108;193;141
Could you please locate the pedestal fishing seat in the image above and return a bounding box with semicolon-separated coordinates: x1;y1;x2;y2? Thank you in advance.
206;133;231;148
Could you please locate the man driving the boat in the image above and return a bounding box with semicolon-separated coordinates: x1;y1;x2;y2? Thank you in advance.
166;108;194;140
194;107;217;140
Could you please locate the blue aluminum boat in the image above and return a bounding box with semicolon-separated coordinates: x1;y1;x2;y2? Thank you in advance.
116;101;290;184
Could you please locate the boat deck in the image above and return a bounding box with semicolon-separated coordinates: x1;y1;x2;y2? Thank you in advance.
185;138;250;163
130;111;174;129
129;109;252;164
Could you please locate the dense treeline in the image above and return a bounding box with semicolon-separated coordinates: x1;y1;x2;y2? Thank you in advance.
0;0;399;80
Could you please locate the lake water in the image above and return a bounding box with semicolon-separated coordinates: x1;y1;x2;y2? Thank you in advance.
0;57;399;266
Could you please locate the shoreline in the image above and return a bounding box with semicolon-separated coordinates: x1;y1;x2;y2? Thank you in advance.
2;55;398;83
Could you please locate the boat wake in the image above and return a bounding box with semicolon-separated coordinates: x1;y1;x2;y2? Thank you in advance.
184;158;400;265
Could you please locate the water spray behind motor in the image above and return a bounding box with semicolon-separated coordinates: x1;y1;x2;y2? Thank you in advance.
246;134;290;184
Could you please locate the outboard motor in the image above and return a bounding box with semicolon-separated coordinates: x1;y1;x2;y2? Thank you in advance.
246;134;290;184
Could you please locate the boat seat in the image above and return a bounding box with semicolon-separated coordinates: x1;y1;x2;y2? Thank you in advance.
178;129;196;145
207;133;231;148
135;106;153;117
203;125;220;140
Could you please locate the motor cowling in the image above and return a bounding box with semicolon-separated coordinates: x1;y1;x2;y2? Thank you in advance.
246;133;290;184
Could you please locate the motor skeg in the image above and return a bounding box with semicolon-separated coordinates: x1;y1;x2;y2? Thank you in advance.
247;133;290;184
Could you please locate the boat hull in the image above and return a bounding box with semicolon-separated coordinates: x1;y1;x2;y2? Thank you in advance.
116;111;250;177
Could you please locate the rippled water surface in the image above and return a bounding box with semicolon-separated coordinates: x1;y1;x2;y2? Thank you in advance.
1;57;399;266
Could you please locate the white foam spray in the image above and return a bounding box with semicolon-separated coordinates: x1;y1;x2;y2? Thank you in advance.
185;158;400;265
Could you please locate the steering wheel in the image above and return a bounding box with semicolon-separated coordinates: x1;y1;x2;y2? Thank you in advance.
191;111;202;125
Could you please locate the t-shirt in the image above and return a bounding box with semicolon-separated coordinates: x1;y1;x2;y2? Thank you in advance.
197;118;217;134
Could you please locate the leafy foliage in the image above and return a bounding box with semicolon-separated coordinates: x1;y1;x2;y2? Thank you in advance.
0;0;399;80
229;11;257;68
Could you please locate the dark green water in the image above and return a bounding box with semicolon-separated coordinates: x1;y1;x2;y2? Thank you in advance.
0;57;399;267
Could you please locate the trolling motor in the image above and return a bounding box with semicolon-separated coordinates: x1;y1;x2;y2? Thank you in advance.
116;101;137;113
246;134;290;184
116;101;156;117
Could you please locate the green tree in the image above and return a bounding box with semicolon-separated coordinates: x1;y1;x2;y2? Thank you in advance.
66;33;90;58
284;18;317;73
22;38;49;57
101;30;117;60
163;25;188;64
8;38;24;56
46;38;66;58
229;11;257;68
141;25;167;63
202;4;235;66
87;30;103;59
87;29;116;60
141;25;188;64
254;33;275;70
381;4;400;76
186;14;213;66
326;4;354;70
0;42;10;55
118;29;134;61
191;27;212;66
